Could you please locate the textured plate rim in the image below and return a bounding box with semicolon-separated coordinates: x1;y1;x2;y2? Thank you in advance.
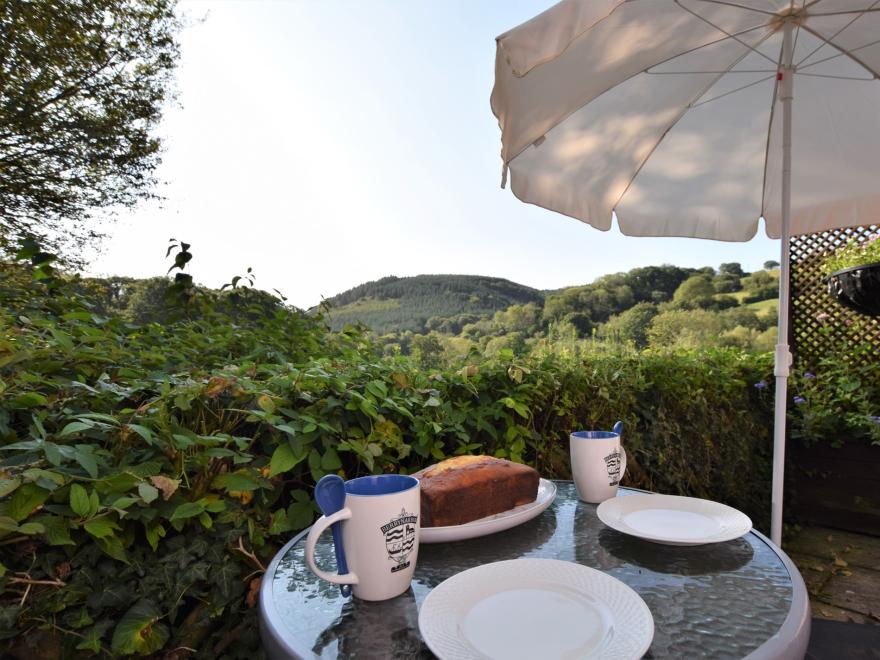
596;493;752;545
420;478;556;544
418;558;654;660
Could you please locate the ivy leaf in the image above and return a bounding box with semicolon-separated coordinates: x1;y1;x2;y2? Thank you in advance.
268;509;293;535
76;620;114;652
70;483;90;517
321;448;342;471
170;502;205;521
98;535;129;563
269;443;304;477
287;499;316;530
144;522;165;551
138;483;159;504
111;600;169;655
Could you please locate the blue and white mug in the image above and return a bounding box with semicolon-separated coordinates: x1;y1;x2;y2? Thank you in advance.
570;421;627;504
304;474;420;601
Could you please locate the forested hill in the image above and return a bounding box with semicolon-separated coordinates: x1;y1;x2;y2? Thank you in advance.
324;274;544;333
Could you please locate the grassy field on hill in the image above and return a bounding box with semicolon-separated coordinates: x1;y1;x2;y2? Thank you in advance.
324;274;544;333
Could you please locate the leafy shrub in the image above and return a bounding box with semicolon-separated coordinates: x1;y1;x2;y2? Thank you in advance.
0;259;797;657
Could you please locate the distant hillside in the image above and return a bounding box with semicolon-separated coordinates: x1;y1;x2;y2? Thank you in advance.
324;274;544;333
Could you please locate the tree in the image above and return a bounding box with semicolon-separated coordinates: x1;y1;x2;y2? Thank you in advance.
763;260;780;270
411;333;444;369
741;270;778;302
672;274;716;308
714;272;742;293
718;262;745;277
0;0;182;263
600;302;657;348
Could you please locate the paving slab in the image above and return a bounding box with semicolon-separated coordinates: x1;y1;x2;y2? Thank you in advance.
823;567;880;619
786;526;880;571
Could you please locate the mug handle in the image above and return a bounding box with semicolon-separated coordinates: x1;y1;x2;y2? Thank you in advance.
304;509;359;587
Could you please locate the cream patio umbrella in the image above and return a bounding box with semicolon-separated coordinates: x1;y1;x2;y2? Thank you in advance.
492;0;880;545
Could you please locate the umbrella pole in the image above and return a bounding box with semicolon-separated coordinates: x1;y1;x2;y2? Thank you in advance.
771;19;795;547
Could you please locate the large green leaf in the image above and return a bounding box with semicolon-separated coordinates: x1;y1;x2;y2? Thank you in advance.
59;421;93;437
9;483;49;522
269;443;305;477
69;483;90;517
212;471;261;492
169;502;205;521
137;483;159;504
111;600;169;655
0;476;22;498
84;517;120;539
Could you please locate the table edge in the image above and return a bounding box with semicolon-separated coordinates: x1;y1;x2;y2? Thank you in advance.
259;482;811;660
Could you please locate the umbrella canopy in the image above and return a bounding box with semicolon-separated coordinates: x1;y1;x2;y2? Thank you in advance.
492;0;880;545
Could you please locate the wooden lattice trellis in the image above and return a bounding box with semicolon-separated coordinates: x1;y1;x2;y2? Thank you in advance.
789;224;880;369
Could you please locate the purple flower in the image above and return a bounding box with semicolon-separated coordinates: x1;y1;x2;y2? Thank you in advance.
754;380;768;390
869;415;880;425
804;372;816;380
794;396;806;405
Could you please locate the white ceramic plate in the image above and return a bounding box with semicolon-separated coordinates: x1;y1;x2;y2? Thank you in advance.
418;558;654;660
597;493;752;546
420;479;556;544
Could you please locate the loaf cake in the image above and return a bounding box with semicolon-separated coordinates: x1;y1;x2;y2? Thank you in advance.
413;456;540;527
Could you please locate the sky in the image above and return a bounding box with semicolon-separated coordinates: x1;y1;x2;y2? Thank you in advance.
88;0;780;310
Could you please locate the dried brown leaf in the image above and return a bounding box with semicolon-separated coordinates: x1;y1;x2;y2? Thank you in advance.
149;476;181;501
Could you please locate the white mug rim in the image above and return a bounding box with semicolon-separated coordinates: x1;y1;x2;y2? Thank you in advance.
571;430;619;440
343;474;419;498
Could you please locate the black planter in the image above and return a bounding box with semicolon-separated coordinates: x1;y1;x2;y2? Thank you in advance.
826;261;880;317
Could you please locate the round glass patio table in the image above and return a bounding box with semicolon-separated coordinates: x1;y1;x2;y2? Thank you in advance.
259;482;810;659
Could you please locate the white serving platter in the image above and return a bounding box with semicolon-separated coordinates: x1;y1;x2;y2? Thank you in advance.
597;493;752;546
418;558;654;660
419;478;556;544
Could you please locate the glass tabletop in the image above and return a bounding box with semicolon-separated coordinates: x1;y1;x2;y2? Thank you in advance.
261;483;799;659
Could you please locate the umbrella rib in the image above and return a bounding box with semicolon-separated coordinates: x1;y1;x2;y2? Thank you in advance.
612;31;774;212
759;53;780;219
689;0;778;16
799;24;880;79
795;0;880;68
798;71;876;80
675;0;779;66
809;8;880;16
689;74;776;108
646;69;777;74
798;36;880;71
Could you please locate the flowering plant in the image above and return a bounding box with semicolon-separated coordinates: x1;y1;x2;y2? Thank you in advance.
822;233;880;275
788;347;880;447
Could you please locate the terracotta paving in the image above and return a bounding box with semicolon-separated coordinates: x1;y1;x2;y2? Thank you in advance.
786;526;880;625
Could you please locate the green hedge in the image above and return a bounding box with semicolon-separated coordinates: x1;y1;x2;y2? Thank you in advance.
0;264;780;657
